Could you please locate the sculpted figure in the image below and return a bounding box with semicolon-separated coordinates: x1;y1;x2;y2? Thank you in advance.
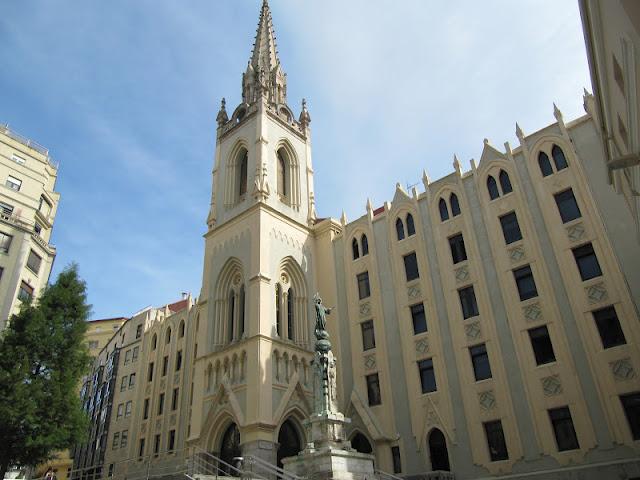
314;295;332;338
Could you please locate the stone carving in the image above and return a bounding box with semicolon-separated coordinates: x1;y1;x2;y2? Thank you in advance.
359;302;371;317
408;285;421;299
478;390;496;411
566;223;586;242
541;375;562;396
465;321;481;341
523;303;542;322
586;283;608;304
364;354;376;371
455;266;469;284
427;408;439;426
611;358;636;381
415;338;429;355
508;245;525;263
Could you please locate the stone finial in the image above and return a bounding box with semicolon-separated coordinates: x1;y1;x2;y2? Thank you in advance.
299;98;311;129
515;122;525;141
504;141;512;155
340;210;347;226
216;98;229;127
453;154;461;174
366;197;373;214
483;138;489;146
422;169;430;188
470;158;477;171
553;103;563;122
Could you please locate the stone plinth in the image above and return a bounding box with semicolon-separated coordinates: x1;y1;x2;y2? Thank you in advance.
283;446;376;480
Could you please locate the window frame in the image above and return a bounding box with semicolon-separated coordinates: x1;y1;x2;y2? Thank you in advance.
403;251;420;282
366;373;382;406
528;325;556;365
483;420;509;461
549;406;580;451
513;265;538;301
448;233;467;264
593;306;626;349
410;303;427;335
572;243;602;281
470;343;492;381
499;212;522;245
360;320;376;351
458;286;479;319
357;272;371;300
554;189;582;224
418;358;437;394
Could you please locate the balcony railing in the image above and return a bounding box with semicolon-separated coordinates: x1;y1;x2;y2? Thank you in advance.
1;123;59;169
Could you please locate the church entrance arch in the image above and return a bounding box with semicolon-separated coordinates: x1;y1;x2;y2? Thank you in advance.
350;432;373;454
219;423;241;476
428;428;450;471
277;419;302;468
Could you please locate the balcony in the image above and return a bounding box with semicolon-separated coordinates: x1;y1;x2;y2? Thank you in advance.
1;124;59;169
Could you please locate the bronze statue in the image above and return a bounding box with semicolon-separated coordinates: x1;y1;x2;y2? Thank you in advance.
314;294;332;338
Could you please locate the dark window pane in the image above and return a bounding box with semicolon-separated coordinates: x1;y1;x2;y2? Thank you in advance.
572;243;602;281
539;152;553;176
549;407;579;451
499;170;513;194
458;286;479;319
470;344;492;381
487;176;500;200
593;306;626;348
411;303;427;334
552;145;568;170
528;326;556;365
450;193;461;216
361;234;369;255
391;446;402;474
406;213;416;236
396;218;405;241
448;233;467;264
513;265;538;301
352;238;360;260
403;252;420;281
439;198;449;221
361;320;376;351
366;373;381;406
554;189;581;223
418;358;437;393
484;420;509;461
620;392;640;440
499;212;522;244
357;272;371;299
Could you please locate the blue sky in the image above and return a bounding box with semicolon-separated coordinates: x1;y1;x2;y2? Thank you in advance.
0;1;591;319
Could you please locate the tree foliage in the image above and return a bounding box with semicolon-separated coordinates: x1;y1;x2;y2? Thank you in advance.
0;264;91;480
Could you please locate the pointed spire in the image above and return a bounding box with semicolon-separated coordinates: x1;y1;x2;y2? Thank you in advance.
422;169;430;188
453;154;461;174
553;103;563;122
340;210;347;226
515;122;525;141
216;98;229;127
243;0;287;105
299;98;311;129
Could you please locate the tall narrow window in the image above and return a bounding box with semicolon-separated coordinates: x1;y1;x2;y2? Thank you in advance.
171;387;179;410
513;265;538;301
0;232;13;253
554;189;581;223
276;284;282;336
403;252;419;281
499;212;522;244
620;392;640;440
239;285;245;338
549;407;580;451
391;446;402;474
168;430;176;452
528;326;556;365
352;238;360;259
366;373;381;406
26;250;42;275
439;198;449;221
158;393;165;415
175;351;182;372
538;152;553;177
277;151;287;198
572;243;602;281
5;176;22;191
228;291;235;342
406;213;415;236
448;233;467;264
450;193;461;216
162;356;168;376
458;286;479;319
361;320;375;351
151;334;157;351
179;321;185;338
166;328;171;344
238;151;248;197
552;145;568;171
138;438;146;458
418;358;437;393
484;420;508;461
410;303;427;334
287;288;294;340
357;272;371;300
470;344;492;381
154;434;161;456
499;170;512;194
361;234;369;255
395;218;405;241
143;398;149;420
487;176;500;200
593;306;626;348
17;281;33;302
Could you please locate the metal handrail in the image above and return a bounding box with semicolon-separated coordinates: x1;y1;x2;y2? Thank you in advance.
191;447;265;480
240;454;304;480
375;470;404;480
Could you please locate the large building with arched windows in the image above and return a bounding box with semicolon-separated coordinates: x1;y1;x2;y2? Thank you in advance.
71;2;640;479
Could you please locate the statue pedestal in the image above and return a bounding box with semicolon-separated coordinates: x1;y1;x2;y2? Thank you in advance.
283;412;377;480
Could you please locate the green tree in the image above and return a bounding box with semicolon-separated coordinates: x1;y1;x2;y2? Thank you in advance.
0;264;91;480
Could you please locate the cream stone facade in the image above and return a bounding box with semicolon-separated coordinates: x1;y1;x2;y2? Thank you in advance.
0;124;59;330
72;2;640;479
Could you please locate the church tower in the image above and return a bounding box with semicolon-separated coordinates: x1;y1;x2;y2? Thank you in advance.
190;0;319;467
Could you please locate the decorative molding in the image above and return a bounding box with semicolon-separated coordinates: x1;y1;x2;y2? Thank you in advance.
465;321;481;341
408;285;421;300
523;303;542;322
508;245;525;263
455;266;469;284
359;302;371;318
478;390;496;411
541;375;562;396
611;358;636;381
415;338;429;356
586;282;608;304
364;354;376;371
566;223;586;243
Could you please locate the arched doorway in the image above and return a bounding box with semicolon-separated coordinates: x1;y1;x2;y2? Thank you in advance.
219;423;241;476
428;428;450;471
277;419;302;468
351;432;373;454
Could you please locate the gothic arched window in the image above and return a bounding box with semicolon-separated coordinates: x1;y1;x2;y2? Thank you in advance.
287;288;294;341
487;176;499;200
151;334;157;351
165;328;171;344
179;320;185;338
228;291;235;343
538;152;553;177
499;170;513;194
239;285;245;338
396;218;405;240
439;198;449;221
361;234;369;255
238;151;248;197
406;213;416;236
275;284;282;337
552;145;568;171
352;238;360;260
277;150;287;198
450;193;461;217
